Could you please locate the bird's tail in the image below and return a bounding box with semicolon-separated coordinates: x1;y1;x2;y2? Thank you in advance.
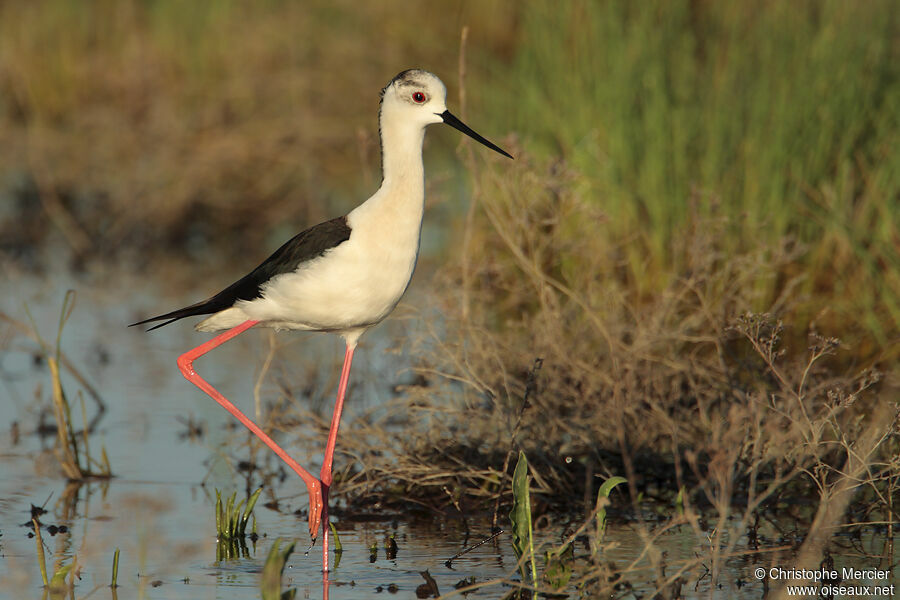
129;297;229;331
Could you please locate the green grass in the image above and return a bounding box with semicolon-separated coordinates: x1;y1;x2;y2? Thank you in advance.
488;0;899;355
215;487;261;541
214;487;262;561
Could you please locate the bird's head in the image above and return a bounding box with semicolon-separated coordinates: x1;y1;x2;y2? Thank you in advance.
380;69;512;159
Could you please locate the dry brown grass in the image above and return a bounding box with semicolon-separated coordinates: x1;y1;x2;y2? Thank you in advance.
268;151;899;595
317;152;895;501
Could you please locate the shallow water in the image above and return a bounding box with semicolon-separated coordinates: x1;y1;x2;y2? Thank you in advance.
0;269;896;599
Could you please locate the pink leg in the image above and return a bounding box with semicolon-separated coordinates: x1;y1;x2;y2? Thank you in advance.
176;319;324;540
319;342;355;572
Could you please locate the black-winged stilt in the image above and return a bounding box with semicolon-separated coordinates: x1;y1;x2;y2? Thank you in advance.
131;69;511;572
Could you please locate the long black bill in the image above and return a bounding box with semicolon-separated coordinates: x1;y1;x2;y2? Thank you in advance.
440;110;513;159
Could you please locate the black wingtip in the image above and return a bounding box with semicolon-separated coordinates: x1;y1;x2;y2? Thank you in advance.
129;296;221;332
146;318;179;332
128;317;161;331
129;312;192;332
128;317;178;332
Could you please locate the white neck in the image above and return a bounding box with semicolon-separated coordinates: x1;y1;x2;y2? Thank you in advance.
379;117;426;192
348;112;428;238
349;111;427;229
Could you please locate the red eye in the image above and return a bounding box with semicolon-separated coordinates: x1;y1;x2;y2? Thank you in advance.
412;91;426;103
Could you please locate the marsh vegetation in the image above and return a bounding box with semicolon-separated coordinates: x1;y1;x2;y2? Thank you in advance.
0;1;897;598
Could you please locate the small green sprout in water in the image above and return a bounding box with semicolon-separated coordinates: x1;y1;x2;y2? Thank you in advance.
542;543;574;592
215;487;262;541
508;451;537;591
215;487;262;561
32;517;74;592
384;533;398;559
329;523;343;569
50;562;74;592
591;476;627;559
416;570;440;598
329;522;342;553
260;538;296;600
595;476;626;540
506;455;626;596
110;547;120;588
32;518;48;587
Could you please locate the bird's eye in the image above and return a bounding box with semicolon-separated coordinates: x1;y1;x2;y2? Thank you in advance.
412;91;426;103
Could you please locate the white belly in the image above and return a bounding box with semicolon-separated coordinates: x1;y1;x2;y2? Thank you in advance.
261;242;415;328
197;181;425;335
204;220;420;333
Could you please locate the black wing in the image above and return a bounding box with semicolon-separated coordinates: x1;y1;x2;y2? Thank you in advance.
130;216;352;331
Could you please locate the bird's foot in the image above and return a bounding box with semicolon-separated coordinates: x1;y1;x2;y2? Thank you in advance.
307;479;324;541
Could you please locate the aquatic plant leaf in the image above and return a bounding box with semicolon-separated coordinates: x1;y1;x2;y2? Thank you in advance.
416;569;440;598
240;487;263;536
110;547;120;588
508;451;537;588
101;445;111;476
260;538;296;600
215;490;223;538
384;534;398;559
55;290;77;359
595;476;626;544
50;562;73;590
232;498;246;537
225;491;237;537
32;517;48;587
543;545;573;591
329;522;343;553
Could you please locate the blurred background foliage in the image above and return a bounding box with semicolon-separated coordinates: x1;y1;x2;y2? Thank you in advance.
0;0;896;363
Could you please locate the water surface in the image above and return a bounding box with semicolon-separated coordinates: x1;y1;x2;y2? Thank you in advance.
0;269;895;599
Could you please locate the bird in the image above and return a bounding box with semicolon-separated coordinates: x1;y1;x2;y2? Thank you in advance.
131;68;511;573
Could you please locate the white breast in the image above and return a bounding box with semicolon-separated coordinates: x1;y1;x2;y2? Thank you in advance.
229;189;423;332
